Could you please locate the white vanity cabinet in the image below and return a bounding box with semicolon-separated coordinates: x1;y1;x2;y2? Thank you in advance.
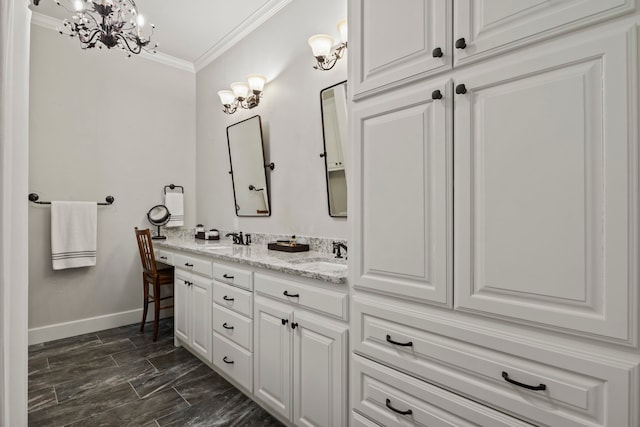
173;253;213;364
211;262;254;392
253;273;348;427
349;1;640;426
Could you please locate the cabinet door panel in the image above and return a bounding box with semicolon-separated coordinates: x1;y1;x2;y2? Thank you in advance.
454;29;638;344
351;81;452;306
350;0;451;99
293;311;348;427
174;270;190;343
453;0;635;66
253;297;293;420
190;275;212;362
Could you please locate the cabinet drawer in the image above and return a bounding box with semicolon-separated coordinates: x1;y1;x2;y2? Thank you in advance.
175;253;212;278
213;332;253;392
155;249;174;266
255;273;348;320
351;412;380;427
212;304;252;351
213;281;252;318
352;355;531;427
353;298;635;427
213;263;253;290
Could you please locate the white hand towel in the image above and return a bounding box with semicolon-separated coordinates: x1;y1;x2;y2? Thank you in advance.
51;201;97;270
165;193;184;227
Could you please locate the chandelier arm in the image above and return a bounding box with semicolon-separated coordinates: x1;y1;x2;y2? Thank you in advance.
117;34;142;54
78;27;102;46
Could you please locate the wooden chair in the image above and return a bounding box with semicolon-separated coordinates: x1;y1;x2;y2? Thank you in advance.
134;227;174;341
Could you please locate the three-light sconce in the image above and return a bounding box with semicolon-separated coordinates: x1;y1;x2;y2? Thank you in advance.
218;74;267;115
308;19;348;71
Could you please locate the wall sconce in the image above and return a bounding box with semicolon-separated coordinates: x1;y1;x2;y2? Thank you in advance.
308;19;347;71
218;74;267;114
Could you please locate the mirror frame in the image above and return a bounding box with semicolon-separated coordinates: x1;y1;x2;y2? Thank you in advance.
320;80;348;218
226;115;271;217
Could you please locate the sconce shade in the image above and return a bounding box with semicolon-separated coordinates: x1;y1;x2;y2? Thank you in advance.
337;19;348;43
247;74;267;93
231;82;251;99
218;90;235;105
308;34;334;58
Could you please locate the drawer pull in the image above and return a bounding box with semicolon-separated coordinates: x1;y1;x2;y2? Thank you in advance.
222;322;234;330
283;291;300;298
184;263;194;267
501;371;547;391
160;256;167;259
223;274;234;279
385;398;413;416
222;295;235;301
386;334;413;347
223;356;234;364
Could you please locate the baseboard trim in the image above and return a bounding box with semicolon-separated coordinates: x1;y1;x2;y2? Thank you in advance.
28;308;173;345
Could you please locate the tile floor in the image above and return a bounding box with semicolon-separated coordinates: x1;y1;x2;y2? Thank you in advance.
28;318;284;427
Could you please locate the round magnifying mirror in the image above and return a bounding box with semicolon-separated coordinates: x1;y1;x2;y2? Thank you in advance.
147;204;171;240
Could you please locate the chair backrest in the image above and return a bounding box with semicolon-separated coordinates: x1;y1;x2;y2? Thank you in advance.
135;227;158;277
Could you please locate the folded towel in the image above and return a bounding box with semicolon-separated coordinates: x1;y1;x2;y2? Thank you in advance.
51;201;97;270
165;193;184;227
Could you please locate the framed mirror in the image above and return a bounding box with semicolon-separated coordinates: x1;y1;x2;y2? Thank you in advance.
320;81;348;217
227;115;271;216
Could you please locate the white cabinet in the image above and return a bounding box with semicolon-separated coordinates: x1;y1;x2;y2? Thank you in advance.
350;0;635;98
350;0;451;99
453;28;637;344
253;274;349;427
174;269;212;363
351;79;451;306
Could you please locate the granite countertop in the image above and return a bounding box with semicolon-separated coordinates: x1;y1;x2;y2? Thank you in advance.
155;238;348;285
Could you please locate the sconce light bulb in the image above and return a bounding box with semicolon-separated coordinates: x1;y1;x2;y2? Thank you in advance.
230;82;250;100
247;74;267;93
72;0;84;12
218;90;235;106
337;19;348;44
308;34;334;58
136;13;145;27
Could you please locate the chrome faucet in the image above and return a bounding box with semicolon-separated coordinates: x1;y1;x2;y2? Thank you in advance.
333;242;347;259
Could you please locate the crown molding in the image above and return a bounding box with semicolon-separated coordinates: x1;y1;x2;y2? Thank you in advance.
194;0;294;72
30;12;195;73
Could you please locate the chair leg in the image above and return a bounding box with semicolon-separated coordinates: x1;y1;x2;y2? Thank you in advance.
140;276;149;332
153;278;161;341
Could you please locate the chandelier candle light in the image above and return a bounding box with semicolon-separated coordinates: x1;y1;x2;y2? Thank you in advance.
308;19;348;71
34;0;157;56
218;74;267;115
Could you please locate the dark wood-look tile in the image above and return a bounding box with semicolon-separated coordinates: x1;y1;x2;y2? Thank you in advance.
29;356;117;393
28;333;102;360
28;386;57;413
231;405;286;427
48;338;135;369
28;356;50;377
111;336;175;366
28;383;138;427
55;359;156;403
130;354;203;399
156;387;251;427
67;387;188;427
173;370;235;406
130;321;175;348
146;347;196;370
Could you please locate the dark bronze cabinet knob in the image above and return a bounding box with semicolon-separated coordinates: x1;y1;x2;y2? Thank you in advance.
455;38;467;49
431;90;443;100
432;47;443;58
455;84;467;95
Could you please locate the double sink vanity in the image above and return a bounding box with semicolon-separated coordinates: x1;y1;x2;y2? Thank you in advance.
154;236;349;427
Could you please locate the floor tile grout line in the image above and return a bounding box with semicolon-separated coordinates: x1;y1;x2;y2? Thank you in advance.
128;380;142;399
172;385;192;407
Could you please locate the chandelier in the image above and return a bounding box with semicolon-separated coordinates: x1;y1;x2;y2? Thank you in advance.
34;0;157;56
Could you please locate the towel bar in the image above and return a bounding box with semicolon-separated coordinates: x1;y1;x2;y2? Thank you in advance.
28;193;115;205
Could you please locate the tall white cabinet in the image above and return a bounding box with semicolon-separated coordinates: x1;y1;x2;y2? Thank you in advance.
349;1;640;426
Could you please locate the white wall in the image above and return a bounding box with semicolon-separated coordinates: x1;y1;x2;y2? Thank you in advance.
196;0;348;238
28;25;196;335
